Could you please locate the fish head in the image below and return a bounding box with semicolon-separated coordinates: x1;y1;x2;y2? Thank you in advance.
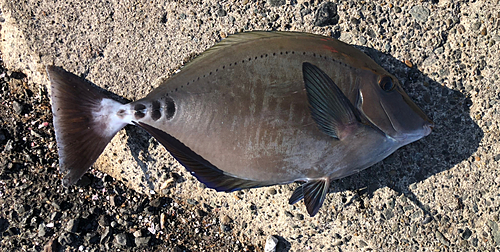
356;72;433;145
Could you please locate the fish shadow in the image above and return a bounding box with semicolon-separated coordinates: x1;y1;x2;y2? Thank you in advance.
330;46;483;219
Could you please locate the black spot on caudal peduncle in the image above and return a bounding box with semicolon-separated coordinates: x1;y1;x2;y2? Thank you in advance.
134;103;146;119
165;96;175;120
151;100;161;121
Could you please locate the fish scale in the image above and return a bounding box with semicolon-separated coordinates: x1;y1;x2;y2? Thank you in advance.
47;31;433;217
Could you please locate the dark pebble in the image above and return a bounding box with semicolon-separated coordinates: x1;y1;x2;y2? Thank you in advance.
462;228;472;240
494;154;500;161
114;233;128;246
76;174;92;187
471;237;478;247
422;215;433;225
269;0;285;7
216;8;227;17
314;2;338;27
221;223;231;232
196;209;206;217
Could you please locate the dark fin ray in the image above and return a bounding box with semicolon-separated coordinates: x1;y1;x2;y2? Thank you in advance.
288;184;305;205
302;62;359;140
47;66;127;186
289;178;330;217
302;178;330;217
134;122;273;192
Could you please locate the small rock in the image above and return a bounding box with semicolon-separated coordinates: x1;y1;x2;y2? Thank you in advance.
267;188;277;195
135;236;151;247
160;213;167;230
43;238;59;252
133;230;144;238
359;240;368;247
195;208;206;217
58;232;74;246
12;101;23;114
216;8;227;17
98;215;110;227
50;212;61;221
488;220;500;245
38;223;47;237
462;227;472;240
314;2;338;27
359;36;367;45
84;232;100;244
264;235;279;252
471;21;481;31
114;233;128;246
393;6;402;13
100;227;113;243
3;140;14;152
221;223;231;232
269;0;285;6
436;230;450;246
410;5;430;22
221;215;232;225
65;218;79;233
109;195;121;207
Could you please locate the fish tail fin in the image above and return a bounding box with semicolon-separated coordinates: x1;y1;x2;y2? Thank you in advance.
46;66;130;186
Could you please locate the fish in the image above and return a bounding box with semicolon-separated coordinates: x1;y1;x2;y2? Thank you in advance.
46;31;433;217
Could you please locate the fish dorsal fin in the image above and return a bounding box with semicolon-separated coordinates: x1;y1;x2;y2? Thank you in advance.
289;178;330;217
135;122;273;192
183;31;324;70
302;62;359;140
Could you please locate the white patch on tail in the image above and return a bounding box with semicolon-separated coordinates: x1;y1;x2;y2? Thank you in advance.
92;98;133;138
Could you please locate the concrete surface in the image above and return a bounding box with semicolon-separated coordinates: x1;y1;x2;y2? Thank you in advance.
1;0;499;250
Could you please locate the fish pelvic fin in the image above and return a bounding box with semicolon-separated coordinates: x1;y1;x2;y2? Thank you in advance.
302;62;360;140
47;66;129;187
134;122;274;192
289;178;330;217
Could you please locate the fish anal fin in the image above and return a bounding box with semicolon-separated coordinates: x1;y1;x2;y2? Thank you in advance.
289;178;330;217
134;122;272;192
302;62;360;140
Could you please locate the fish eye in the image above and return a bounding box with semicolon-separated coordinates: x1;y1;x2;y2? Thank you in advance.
379;76;395;92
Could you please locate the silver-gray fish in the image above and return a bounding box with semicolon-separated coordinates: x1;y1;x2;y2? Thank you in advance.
47;31;433;217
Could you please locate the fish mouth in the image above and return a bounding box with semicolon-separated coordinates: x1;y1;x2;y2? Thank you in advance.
423;121;434;136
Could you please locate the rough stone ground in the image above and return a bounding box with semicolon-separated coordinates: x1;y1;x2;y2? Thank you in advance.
1;0;500;251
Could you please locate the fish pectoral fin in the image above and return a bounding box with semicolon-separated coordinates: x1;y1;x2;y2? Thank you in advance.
302;62;359;140
289;178;330;217
135;122;273;192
